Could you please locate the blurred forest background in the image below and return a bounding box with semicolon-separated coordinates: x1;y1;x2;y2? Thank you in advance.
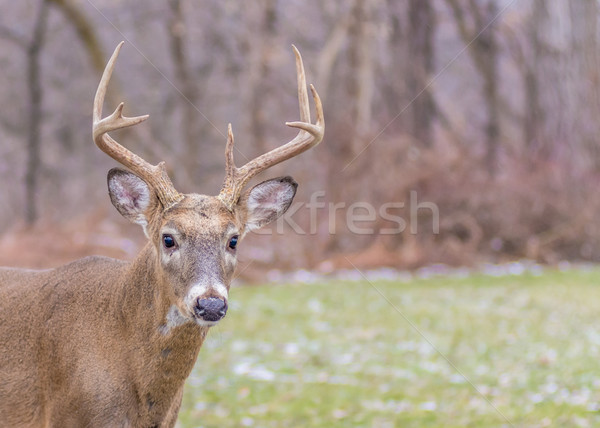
0;0;598;273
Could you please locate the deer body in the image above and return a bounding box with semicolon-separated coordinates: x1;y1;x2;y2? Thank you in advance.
0;252;205;427
0;43;323;427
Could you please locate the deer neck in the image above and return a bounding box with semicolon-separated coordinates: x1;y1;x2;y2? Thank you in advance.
119;243;209;386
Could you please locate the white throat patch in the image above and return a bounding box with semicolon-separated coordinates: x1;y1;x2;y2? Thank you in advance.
159;305;189;335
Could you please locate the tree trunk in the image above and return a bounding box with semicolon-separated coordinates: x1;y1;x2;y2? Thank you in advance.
569;0;600;169
348;0;375;151
248;0;277;154
48;0;105;74
480;1;499;175
24;0;49;225
408;0;436;147
446;0;501;175
168;0;201;185
523;0;546;158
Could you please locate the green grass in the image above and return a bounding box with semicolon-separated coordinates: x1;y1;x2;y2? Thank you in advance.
177;269;600;427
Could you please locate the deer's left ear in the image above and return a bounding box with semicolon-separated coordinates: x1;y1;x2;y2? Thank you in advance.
238;176;297;232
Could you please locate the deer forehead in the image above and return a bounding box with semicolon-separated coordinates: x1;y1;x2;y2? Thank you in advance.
159;194;238;236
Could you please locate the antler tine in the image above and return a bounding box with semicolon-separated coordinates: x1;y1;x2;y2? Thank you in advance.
93;42;184;210
293;44;311;124
218;46;325;211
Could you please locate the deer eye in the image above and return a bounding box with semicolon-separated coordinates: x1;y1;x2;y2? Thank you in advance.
163;234;176;249
228;235;239;250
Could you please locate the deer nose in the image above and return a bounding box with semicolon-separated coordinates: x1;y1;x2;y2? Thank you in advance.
195;297;228;322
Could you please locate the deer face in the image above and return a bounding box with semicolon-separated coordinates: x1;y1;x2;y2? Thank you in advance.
107;168;297;327
94;42;321;330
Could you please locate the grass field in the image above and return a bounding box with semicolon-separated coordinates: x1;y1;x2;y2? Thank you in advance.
177;268;600;427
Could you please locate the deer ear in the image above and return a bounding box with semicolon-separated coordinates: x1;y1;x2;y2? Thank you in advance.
107;168;155;231
238;176;298;232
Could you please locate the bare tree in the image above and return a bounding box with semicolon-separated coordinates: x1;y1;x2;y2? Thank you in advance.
246;0;278;154
24;0;50;225
167;0;202;184
568;0;600;169
347;0;375;150
48;0;105;74
523;0;545;156
408;0;436;147
447;0;500;175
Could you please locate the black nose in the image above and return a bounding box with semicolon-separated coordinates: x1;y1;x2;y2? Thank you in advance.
195;297;228;322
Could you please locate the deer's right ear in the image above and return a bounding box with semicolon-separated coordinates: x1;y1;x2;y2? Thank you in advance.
107;168;156;231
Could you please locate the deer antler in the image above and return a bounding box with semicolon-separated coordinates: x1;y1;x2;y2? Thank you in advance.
93;42;184;210
217;45;325;211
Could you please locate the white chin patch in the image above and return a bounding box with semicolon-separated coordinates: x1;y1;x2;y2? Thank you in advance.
194;318;220;327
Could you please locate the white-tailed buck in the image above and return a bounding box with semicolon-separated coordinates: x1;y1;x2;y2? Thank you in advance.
0;42;323;427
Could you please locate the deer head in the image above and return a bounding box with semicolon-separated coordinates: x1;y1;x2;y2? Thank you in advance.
92;42;324;328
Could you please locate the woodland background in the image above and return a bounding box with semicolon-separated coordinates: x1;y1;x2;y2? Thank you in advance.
0;0;598;274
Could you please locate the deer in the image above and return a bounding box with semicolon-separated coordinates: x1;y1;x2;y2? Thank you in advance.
0;42;323;427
